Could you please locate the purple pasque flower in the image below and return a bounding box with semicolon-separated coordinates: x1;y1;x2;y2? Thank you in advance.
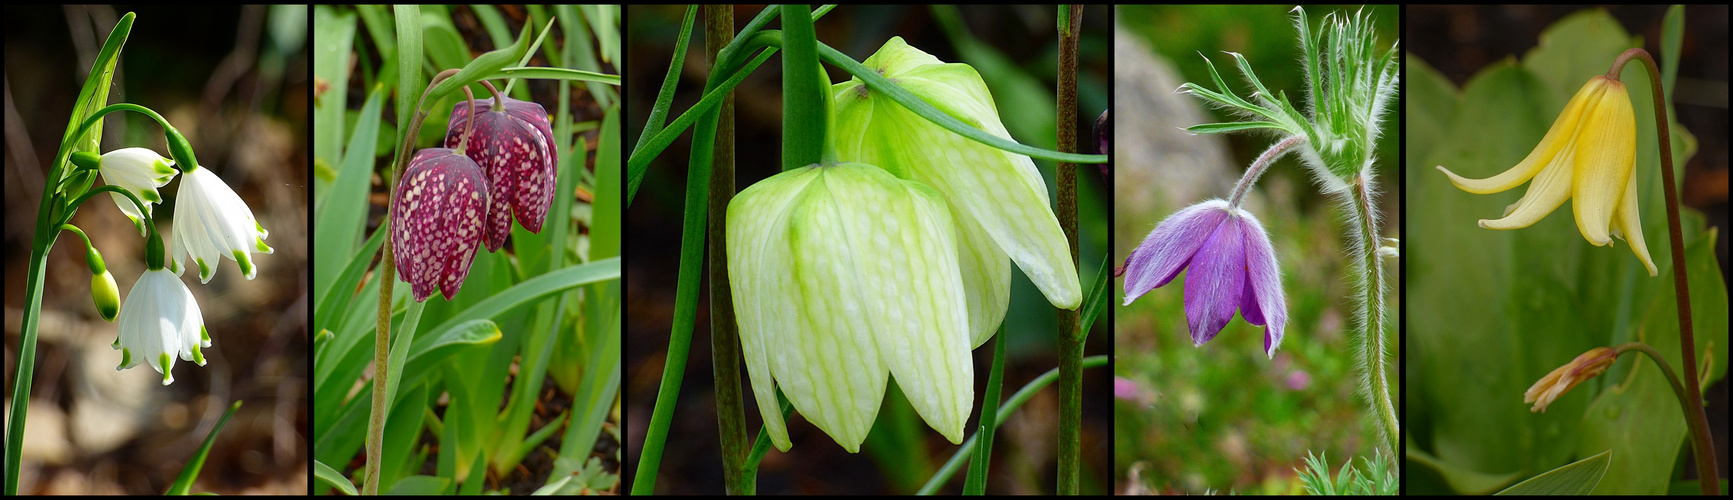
446;96;557;251
391;148;491;302
1122;199;1286;357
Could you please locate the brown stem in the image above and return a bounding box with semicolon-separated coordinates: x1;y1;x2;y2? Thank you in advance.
1055;4;1083;495
481;80;505;110
704;4;749;495
1606;47;1717;495
454;86;478;155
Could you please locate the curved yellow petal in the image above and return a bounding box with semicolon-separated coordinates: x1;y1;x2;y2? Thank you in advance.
1611;169;1657;276
1438;77;1606;194
1479;133;1576;230
1570;77;1636;247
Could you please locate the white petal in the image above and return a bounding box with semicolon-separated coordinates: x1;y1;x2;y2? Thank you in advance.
726;167;823;452
174;167;267;282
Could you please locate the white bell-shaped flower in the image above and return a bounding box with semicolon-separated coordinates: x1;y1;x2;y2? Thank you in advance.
113;268;207;385
172;166;272;283
96;147;177;236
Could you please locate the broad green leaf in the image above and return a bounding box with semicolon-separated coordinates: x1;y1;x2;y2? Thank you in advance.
592;104;621;260
166;401;240;495
1402;54;1456;171
312;225;385;337
411;258;619;356
384;475;450;496
313;459;358;496
397;319;501;391
1494;449;1611;495
418;11;469;72
314;6;355;169
313;84;384;298
377;384;427;493
1404;438;1521;495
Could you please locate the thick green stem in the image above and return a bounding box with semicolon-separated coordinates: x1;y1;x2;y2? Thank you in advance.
1606;47;1716;495
779;5;830;169
1054;5;1083;496
705;4;750;495
1350;174;1398;455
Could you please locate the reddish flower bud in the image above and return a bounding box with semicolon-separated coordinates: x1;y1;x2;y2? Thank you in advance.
446;96;557;251
392;148;491;302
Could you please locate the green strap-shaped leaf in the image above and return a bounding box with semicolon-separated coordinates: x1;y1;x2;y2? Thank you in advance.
1494;449;1612;495
313;84;385;298
165;401;241;495
423;20;530;105
313;459;358;496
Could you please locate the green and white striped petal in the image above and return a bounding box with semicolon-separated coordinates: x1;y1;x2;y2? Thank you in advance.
727;162;974;452
833;37;1081;313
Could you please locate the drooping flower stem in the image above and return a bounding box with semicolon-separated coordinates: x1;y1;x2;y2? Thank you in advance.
1054;4;1083;495
1349;173;1397;455
1605;47;1717;496
1229;135;1305;208
704;4;751;495
366;67;461;496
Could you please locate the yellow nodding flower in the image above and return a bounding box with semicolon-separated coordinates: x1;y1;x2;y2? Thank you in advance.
1437;76;1656;276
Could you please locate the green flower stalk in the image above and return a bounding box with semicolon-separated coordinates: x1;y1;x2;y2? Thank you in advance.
1177;6;1399;453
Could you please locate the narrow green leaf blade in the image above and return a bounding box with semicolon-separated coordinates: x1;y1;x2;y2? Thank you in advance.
425;21;531;104
1494;449;1612;495
384;475;450;495
313;459;359;496
313;84;385;299
165;401;241;495
393;5;422;148
314;6;356;169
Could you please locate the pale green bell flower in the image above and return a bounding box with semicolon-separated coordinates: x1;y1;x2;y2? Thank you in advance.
727;162;972;453
831;37;1082;348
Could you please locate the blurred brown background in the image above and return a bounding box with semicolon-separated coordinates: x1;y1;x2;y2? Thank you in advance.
1406;4;1730;484
4;5;309;494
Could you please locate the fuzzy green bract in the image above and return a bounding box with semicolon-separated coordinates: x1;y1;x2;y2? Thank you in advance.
1181;7;1398;191
726;162;972;453
832;37;1081;348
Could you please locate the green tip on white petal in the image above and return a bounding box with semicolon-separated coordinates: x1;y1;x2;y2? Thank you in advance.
255;220;269;239
234;250;255;279
117;347;131;369
197;258;212;283
159;353;174;385
154;158;177;175
256;237;273;254
139;189;162;203
127;215;146;237
190;344;206;366
201;325;211;344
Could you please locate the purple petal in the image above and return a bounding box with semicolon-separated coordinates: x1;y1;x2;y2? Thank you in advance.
446;97;558;250
1123;200;1231;305
1183;216;1244;346
1237;210;1286;357
391;148;490;302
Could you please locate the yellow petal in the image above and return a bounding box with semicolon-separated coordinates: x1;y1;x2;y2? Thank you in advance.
1611;169;1657;276
1438;77;1606;194
1479;132;1576;230
1571;77;1637;247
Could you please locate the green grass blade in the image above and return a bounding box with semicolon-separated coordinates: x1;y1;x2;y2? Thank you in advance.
313;459;359;496
626;48;774;207
816;41;1107;164
165;400;241;495
384;475;450;495
553;311;621;479
483;66;620;86
313;84;385;298
469;4;513;54
411;258;619;355
424;20;530;105
1078;252;1112;343
917;356;1109;494
314;6;355;170
393;6;422;150
312;225;386;337
1184;121;1290;135
962;329;1007;495
632;6;694;158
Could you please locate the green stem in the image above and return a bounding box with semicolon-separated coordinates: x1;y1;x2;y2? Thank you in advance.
779;5;830;169
962;327;1007;495
365;67;460;496
1350;173;1398;455
918;355;1111;495
1607;47;1717;495
705;4;749;496
1054;5;1082;495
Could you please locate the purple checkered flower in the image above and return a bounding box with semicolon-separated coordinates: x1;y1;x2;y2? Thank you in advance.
1122;199;1286;357
446;96;557;251
391;148;491;302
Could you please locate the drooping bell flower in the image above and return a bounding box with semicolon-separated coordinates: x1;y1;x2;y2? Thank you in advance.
71;147;178;236
446;96;556;251
391;148;491;302
831;37;1081;348
113;265;207;386
727;162;973;453
1122;199;1287;358
172;165;273;283
1436;76;1655;276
